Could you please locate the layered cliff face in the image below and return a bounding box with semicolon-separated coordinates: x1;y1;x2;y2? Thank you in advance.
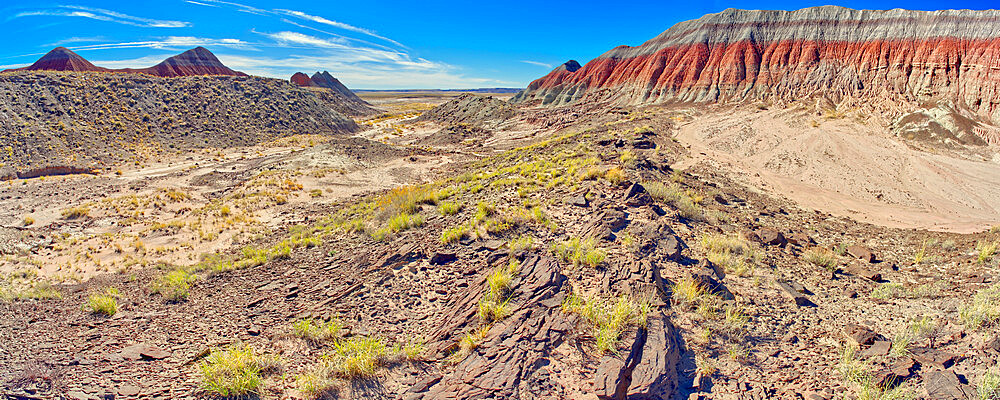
513;6;1000;123
5;46;245;78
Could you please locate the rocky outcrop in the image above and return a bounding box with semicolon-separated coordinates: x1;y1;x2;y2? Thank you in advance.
4;47;245;77
0;72;358;175
512;7;1000;124
417;254;575;399
417;94;517;125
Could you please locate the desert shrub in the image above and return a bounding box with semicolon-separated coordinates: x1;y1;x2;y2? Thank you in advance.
22;216;34;226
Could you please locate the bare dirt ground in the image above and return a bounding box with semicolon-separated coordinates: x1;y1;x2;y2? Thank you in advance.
673;104;1000;233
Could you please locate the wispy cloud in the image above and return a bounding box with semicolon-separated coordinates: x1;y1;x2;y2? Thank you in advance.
13;5;190;28
190;0;403;49
70;36;252;52
183;1;219;7
520;60;552;68
44;36;107;48
275;9;405;48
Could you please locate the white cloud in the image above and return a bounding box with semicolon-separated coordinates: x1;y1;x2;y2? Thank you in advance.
520;60;552;68
70;37;253;52
183;1;219;7
14;6;190;28
276;9;405;48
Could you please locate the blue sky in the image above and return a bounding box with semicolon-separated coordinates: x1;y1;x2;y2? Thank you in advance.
0;0;997;89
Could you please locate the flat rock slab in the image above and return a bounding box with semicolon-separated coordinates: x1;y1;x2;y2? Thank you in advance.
910;347;958;369
860;340;891;358
120;344;170;361
924;370;976;399
776;280;814;307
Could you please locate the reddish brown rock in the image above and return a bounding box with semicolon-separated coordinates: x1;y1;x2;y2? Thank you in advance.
758;228;787;247
290;72;312;86
847;245;877;263
16;47;107;73
6;46;245;77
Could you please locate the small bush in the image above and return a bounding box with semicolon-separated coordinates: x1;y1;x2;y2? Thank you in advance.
22;216;34;226
309;189;323;198
151;269;197;301
199;344;265;397
84;288;118;316
643;181;703;221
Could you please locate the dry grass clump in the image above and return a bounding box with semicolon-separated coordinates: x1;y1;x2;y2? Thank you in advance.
292;318;343;343
837;346;917;400
61;206;90;219
562;293;650;354
976;240;999;264
438;201;461;215
553;237;606;268
959;284;1000;330
84;288;119;316
803;247;839;271
889;316;935;357
701;233;759;276
440;224;470;244
980;369;1000;400
22;216;34;226
477;260;519;322
643;181;704;221
330;336;389;378
150;269;197;301
199;344;279;397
